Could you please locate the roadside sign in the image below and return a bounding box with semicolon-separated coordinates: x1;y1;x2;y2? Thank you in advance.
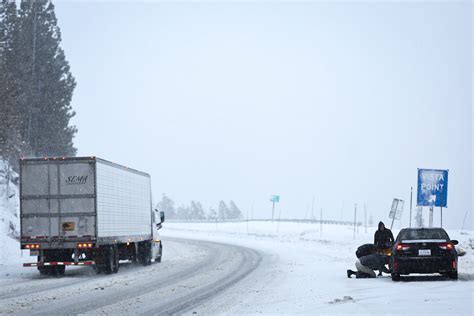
417;169;448;207
270;195;280;203
389;198;404;220
270;195;279;221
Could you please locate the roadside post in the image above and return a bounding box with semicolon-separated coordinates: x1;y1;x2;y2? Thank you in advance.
320;207;323;238
364;204;367;234
270;195;280;221
409;187;413;228
353;204;357;240
416;169;448;228
389;198;404;230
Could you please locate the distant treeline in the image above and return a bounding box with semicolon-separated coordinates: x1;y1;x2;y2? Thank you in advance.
156;194;243;220
0;0;76;171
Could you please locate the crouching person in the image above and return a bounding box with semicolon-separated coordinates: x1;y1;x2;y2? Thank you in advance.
347;253;390;278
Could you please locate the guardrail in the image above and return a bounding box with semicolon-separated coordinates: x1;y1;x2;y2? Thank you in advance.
167;219;363;226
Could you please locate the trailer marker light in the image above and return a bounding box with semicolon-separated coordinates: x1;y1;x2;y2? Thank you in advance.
77;243;94;249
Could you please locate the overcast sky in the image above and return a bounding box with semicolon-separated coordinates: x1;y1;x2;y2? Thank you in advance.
54;1;472;229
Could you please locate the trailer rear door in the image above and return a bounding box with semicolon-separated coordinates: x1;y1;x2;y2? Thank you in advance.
21;159;96;240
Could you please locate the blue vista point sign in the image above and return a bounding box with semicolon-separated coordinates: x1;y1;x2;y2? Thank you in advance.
417;169;448;207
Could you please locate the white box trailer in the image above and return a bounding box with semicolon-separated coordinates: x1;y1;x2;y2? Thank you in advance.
20;157;164;275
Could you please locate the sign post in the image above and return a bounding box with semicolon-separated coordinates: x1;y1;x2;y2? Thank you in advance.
353;204;357;240
270;195;280;221
389;198;404;230
417;169;448;228
409;187;413;228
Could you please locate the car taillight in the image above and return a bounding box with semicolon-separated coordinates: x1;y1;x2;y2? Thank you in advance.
24;244;40;249
77;243;94;249
396;244;410;251
439;243;454;250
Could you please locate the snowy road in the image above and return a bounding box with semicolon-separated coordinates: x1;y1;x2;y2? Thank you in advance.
1;222;473;315
0;238;262;315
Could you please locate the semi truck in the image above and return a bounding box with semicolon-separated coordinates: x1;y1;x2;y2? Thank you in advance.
19;156;164;276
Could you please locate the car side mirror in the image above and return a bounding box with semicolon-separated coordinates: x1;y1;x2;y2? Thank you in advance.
160;211;165;223
451;240;459;245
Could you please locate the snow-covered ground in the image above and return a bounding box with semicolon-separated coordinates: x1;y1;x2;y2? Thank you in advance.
162;221;474;315
1;162;473;315
0;160;21;266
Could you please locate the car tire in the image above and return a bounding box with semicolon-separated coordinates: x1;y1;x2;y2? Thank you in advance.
391;273;401;281
450;271;458;280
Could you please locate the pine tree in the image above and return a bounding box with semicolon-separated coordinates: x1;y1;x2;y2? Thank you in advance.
228;201;243;219
16;0;76;157
156;194;176;219
1;0;77;169
0;0;28;170
176;205;190;220
190;201;206;220
218;201;229;220
208;207;217;220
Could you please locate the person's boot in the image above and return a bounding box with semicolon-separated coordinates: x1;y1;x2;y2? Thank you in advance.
347;269;354;278
356;272;371;278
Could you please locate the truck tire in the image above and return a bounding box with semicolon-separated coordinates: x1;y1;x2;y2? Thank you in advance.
104;246;114;274
156;244;162;263
112;245;119;273
56;265;66;276
138;242;151;266
38;266;52;276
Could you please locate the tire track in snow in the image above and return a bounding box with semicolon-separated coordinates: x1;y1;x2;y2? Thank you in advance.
0;238;262;315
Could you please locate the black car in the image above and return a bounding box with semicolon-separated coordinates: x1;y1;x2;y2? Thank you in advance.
390;228;458;281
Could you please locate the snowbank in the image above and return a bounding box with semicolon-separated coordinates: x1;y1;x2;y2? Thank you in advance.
0;159;22;265
162;221;474;314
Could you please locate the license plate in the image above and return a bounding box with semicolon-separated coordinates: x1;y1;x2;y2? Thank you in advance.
419;249;431;256
30;250;39;256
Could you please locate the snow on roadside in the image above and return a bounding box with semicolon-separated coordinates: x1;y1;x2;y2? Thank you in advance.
162;221;474;315
0;159;23;265
163;221;474;275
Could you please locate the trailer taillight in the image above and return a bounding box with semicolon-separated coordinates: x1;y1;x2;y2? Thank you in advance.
24;244;40;249
77;243;94;249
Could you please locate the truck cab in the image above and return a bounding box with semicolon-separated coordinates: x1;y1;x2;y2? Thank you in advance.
152;209;165;262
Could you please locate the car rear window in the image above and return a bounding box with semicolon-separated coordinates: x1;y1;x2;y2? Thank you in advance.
398;229;449;241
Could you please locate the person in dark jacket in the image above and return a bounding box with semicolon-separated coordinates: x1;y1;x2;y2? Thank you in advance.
347;253;390;278
356;243;376;258
374;221;394;250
